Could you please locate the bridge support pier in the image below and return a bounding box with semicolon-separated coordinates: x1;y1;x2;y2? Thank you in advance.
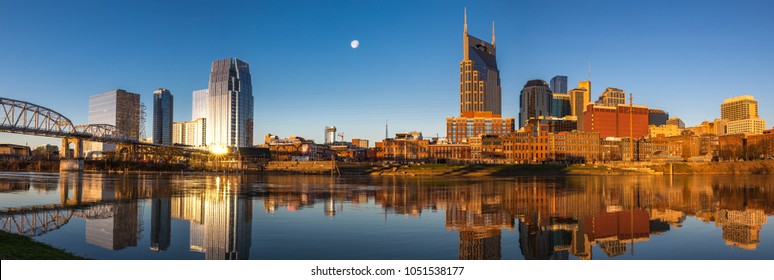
60;137;84;172
60;158;84;172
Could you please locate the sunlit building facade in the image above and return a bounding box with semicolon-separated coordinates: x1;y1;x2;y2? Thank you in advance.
447;111;514;144
721;95;758;121
720;95;766;135
726;118;767;135
192;89;209;120
583;103;649;139
459;10;500;115
569;87;590;131
445;11;511;144
172;118;207;147
666;117;685;129
88;89;141;140
595;87;626;107
207;58;254;148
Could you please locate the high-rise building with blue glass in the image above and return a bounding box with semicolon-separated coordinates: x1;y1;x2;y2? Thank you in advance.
153;88;173;145
206;58;253;148
550;75;568;94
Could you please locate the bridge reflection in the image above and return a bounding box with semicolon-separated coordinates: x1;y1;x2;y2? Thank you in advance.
1;174;772;259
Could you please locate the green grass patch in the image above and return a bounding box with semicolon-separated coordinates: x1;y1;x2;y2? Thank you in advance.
0;231;85;260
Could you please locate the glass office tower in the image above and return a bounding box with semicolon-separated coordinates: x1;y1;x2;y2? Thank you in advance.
153;88;173;145
88;89;141;140
192;89;208;120
550;75;568;94
206;58;254;148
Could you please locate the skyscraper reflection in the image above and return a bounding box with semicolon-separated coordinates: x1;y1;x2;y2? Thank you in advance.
150;181;171;251
8;173;769;260
83;175;141;250
170;176;252;260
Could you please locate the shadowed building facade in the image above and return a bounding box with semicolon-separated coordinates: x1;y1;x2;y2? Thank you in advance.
648;109;669;126
152;88;173;145
551;93;571;118
519;80;552;129
550;75;568;94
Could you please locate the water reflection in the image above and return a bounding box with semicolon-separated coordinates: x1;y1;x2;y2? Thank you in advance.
0;173;772;260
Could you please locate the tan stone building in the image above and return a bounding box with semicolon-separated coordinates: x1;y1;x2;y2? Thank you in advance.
375;132;429;161
721;95;766;135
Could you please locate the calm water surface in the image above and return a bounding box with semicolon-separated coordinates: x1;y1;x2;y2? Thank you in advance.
1;172;773;260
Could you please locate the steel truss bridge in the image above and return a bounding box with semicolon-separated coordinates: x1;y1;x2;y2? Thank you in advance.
0;96;209;166
0;203;115;236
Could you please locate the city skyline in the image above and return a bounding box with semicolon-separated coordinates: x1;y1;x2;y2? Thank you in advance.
2;0;774;147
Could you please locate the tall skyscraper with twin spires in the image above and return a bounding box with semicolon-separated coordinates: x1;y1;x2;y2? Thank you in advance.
460;9;501;116
447;9;514;144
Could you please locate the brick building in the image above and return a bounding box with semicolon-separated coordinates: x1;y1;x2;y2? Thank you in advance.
583;103;649;139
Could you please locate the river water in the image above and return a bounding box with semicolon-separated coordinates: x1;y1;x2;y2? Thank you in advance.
1;172;773;260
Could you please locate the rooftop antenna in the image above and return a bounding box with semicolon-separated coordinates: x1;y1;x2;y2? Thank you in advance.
587;63;591;81
385;120;388;140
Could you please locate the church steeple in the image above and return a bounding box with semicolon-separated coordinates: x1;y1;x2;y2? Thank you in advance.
463;7;469;60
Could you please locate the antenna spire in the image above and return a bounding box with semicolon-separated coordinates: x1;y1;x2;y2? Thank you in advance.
385;120;388;140
492;20;496;46
588;63;591;81
463;7;469;60
464;7;467;31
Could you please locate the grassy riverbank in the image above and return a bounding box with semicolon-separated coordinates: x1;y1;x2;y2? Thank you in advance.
649;160;774;174
0;231;84;260
368;163;644;176
368;160;774;176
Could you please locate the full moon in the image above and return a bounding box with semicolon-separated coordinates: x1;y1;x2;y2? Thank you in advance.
351;40;359;49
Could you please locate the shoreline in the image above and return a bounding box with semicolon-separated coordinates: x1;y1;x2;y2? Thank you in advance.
0;231;85;260
1;160;772;177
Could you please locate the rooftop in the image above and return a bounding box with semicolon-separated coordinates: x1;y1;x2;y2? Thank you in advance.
723;95;756;104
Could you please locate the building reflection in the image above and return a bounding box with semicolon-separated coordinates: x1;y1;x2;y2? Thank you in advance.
170;176;252;260
78;174;143;250
252;175;774;260
22;173;772;259
150;180;171;251
48;174;253;259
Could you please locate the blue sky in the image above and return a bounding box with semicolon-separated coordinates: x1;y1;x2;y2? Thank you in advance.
2;0;773;147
